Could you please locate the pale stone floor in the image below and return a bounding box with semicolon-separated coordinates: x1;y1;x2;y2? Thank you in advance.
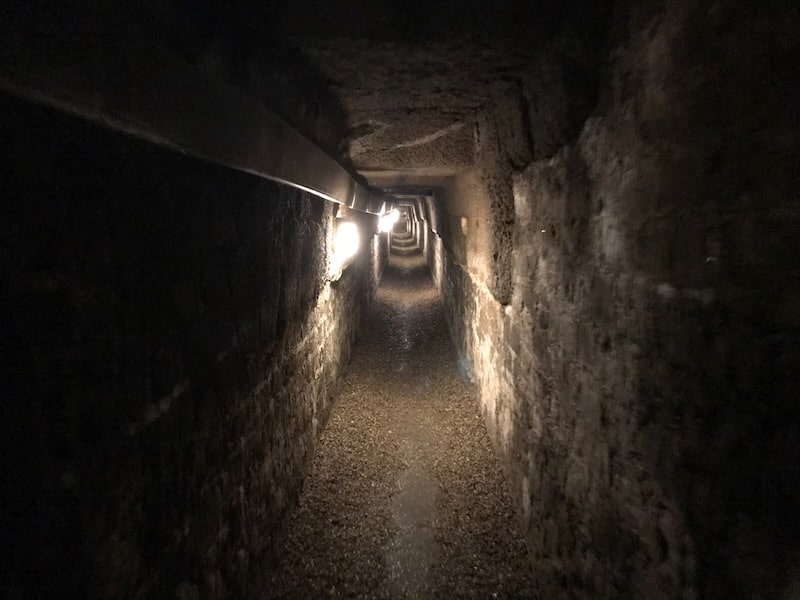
267;252;536;599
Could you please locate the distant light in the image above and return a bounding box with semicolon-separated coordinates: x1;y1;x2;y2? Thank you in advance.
329;219;360;280
378;209;400;233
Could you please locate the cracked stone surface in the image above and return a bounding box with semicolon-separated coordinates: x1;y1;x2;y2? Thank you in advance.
267;252;536;598
295;39;536;171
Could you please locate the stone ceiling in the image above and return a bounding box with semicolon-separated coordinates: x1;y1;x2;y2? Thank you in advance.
295;38;535;173
264;0;591;176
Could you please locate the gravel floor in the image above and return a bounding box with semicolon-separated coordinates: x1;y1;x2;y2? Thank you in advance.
267;253;537;599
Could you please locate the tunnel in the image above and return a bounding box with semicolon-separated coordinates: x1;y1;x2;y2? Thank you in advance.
1;1;798;598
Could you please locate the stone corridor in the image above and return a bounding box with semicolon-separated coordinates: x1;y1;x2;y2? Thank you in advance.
1;2;798;598
268;253;534;598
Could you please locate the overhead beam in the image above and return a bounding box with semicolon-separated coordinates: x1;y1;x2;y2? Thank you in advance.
0;18;386;214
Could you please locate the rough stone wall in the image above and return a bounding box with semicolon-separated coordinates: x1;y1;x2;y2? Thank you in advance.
471;84;533;305
428;1;799;598
0;96;384;599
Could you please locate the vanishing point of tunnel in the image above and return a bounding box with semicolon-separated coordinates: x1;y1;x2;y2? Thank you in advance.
1;1;799;599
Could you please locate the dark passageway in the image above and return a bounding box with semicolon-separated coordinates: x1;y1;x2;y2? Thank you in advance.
269;252;533;598
1;1;799;599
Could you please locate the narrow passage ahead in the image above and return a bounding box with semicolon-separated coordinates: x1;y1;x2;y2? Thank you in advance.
268;253;536;599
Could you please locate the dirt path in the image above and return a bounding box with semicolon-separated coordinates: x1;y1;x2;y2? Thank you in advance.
267;253;536;599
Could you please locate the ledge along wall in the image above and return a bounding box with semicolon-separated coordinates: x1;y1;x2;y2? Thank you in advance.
425;1;800;598
0;94;387;599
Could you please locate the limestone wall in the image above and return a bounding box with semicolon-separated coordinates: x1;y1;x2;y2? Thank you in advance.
427;1;800;597
0;95;386;599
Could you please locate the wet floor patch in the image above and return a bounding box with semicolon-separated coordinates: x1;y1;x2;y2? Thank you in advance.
267;253;537;599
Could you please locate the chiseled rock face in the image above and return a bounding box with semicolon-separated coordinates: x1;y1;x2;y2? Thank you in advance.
429;1;799;598
0;97;385;599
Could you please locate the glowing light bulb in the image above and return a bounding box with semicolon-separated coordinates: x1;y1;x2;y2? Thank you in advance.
329;219;360;280
378;209;400;233
335;220;360;259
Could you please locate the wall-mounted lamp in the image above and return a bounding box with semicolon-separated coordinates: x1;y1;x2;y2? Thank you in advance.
329;218;361;281
378;209;400;233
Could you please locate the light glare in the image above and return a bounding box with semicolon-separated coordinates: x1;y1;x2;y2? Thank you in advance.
335;221;360;259
329;219;361;280
378;209;400;233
